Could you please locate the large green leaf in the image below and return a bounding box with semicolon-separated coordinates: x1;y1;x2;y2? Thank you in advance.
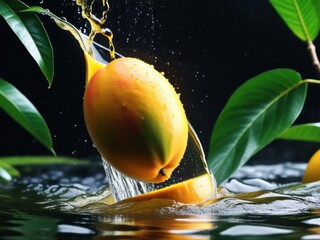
0;78;54;154
269;0;319;41
278;123;320;142
207;69;307;185
0;0;54;86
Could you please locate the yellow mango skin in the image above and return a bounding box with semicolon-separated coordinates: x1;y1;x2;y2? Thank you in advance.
303;149;320;183
83;57;189;183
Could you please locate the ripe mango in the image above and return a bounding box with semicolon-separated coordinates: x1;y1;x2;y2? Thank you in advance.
83;57;188;183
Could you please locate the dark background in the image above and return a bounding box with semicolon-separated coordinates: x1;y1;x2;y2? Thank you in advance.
1;0;320;163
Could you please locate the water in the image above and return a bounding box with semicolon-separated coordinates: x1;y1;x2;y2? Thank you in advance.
1;159;320;239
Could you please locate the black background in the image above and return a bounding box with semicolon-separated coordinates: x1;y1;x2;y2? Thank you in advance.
1;0;320;163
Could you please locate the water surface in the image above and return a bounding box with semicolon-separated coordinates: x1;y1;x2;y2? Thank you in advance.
1;159;320;239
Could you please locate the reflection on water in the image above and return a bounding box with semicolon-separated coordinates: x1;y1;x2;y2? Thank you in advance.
1;160;320;239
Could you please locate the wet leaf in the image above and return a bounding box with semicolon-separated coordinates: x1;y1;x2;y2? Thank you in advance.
278;123;320;142
0;79;55;154
0;0;54;86
207;69;307;185
269;0;319;41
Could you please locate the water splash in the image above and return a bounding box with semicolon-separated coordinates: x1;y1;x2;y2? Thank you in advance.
101;123;216;202
2;160;320;218
66;162;320;217
102;159;152;201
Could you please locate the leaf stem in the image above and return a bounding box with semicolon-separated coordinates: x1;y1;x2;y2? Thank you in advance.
307;41;320;76
303;78;320;85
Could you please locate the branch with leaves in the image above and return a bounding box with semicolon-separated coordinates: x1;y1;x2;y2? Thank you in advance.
207;0;320;185
0;0;83;180
271;0;320;73
0;0;54;153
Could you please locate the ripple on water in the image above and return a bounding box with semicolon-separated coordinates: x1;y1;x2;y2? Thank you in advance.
4;162;320;217
62;179;320;217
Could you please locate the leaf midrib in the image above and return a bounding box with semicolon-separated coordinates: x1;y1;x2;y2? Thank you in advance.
292;0;311;41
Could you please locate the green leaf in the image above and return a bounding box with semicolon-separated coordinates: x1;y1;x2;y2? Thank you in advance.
207;69;307;185
0;0;54;86
278;123;320;142
22;6;90;54
0;156;90;166
0;78;55;154
313;0;320;25
21;6;43;13
269;0;319;41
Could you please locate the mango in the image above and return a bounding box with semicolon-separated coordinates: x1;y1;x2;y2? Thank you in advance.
83;57;189;183
303;149;320;183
